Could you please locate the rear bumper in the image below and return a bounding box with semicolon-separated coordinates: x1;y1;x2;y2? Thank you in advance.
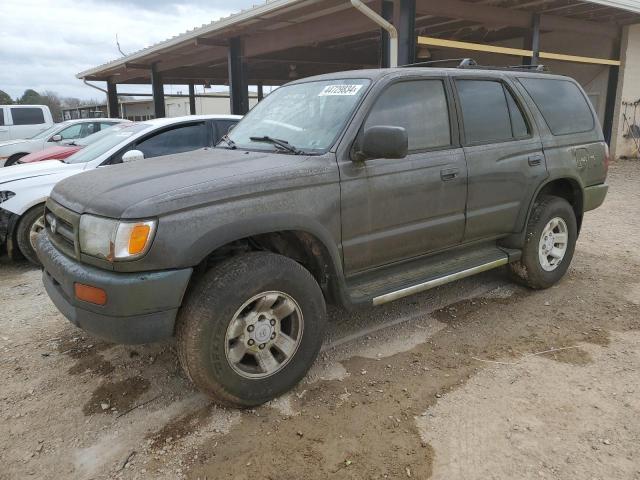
36;233;193;344
583;183;608;212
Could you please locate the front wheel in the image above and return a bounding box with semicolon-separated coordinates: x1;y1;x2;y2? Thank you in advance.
16;205;46;266
176;252;327;407
509;196;577;289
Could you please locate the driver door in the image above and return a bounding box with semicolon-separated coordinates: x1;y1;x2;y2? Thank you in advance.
339;78;468;275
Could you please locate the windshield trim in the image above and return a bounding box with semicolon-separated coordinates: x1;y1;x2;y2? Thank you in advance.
225;77;373;156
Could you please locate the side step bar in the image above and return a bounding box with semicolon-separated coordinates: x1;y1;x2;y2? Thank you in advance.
372;257;509;306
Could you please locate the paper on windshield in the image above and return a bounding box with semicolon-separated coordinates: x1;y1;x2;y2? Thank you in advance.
318;85;363;96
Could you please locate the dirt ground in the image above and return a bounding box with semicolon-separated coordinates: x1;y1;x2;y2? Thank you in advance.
1;160;639;480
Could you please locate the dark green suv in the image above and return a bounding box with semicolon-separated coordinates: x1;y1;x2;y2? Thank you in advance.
36;66;608;407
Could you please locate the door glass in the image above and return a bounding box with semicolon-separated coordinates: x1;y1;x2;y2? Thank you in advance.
505;88;530;138
456;80;512;144
0;108;4;126
57;124;83;140
136;123;209;158
11;107;45;125
365;80;451;151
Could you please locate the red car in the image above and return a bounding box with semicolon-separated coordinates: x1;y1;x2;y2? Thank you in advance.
19;145;82;163
19;120;131;164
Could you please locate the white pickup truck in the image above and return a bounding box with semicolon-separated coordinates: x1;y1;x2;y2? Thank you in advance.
0;105;54;143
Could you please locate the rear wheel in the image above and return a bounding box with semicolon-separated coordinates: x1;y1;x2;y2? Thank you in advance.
16;205;46;266
176;252;326;407
509;196;577;289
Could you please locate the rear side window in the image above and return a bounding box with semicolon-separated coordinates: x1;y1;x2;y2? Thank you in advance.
456;80;530;144
136;122;209;159
0;108;4;126
365;79;451;151
519;78;594;135
11;107;45;125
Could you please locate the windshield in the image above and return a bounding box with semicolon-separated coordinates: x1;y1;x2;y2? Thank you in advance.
29;123;69;140
65;123;149;164
226;79;370;153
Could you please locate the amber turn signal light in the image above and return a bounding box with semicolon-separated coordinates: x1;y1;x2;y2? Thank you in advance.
128;224;152;255
74;283;107;306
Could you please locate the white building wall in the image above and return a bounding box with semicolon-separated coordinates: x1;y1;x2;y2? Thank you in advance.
612;24;640;159
122;95;259;120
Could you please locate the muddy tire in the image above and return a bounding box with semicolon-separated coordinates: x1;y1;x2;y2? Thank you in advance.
509;196;577;289
16;205;46;266
176;252;326;407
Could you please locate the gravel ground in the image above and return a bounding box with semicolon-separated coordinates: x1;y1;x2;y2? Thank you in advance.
1;160;638;480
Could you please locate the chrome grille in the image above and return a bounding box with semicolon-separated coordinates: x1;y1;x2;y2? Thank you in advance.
45;200;80;259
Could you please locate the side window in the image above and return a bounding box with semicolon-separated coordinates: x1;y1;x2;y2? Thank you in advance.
519;78;594;135
136;123;209;159
456;80;514;144
505;88;530;139
365;79;451;151
57;124;84;140
11;107;45;125
98;122;115;131
0;108;4;126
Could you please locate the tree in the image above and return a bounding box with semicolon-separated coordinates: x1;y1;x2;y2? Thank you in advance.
19;89;42;105
0;90;12;104
41;90;63;122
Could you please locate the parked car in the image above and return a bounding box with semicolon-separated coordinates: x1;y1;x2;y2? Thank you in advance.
35;66;608;407
0;105;54;144
0;118;129;167
18;121;133;165
0;114;241;264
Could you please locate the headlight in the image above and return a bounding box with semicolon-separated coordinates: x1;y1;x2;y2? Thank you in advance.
79;214;157;261
0;191;15;204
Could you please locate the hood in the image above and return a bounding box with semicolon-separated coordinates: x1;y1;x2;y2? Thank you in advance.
51;148;335;218
21;146;82;163
0;160;81;186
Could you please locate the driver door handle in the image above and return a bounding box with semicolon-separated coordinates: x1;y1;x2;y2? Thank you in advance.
440;167;460;181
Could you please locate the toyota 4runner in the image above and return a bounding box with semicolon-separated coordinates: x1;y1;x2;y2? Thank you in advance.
35;65;609;407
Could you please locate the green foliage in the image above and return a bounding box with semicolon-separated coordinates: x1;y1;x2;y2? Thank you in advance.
0;90;13;104
19;89;43;105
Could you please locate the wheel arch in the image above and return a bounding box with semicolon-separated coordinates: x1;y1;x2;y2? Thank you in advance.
501;176;585;249
191;216;347;305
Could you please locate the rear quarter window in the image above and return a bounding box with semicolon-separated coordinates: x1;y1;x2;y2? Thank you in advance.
11;107;46;125
519;78;594;135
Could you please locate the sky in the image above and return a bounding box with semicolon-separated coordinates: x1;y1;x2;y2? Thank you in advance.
0;0;257;101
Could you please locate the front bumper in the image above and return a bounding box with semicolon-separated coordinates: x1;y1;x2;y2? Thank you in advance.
35;233;193;344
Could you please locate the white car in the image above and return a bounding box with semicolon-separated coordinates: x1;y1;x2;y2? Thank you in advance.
0;114;241;264
0;118;129;167
0;105;54;143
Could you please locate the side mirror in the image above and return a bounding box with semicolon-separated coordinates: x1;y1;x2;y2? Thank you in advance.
122;149;145;163
50;134;62;142
354;126;408;162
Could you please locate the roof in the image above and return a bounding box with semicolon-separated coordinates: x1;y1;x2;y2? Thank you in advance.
142;114;242;127
77;0;640;85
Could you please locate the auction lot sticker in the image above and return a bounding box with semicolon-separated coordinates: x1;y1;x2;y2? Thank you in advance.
319;84;364;96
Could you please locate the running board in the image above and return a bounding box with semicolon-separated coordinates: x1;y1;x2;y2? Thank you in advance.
372;257;508;306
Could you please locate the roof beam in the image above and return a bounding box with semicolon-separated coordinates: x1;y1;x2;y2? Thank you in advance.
415;0;619;38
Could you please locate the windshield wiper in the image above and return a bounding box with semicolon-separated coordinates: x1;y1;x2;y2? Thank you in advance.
217;135;237;149
249;136;303;155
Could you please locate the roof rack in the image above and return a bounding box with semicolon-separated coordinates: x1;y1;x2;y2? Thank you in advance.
400;58;549;73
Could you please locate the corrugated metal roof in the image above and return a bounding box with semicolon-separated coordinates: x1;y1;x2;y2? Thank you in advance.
76;0;308;79
587;0;640;14
77;0;639;80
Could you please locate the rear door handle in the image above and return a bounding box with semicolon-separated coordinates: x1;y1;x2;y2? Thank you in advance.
440;167;460;181
528;155;543;166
